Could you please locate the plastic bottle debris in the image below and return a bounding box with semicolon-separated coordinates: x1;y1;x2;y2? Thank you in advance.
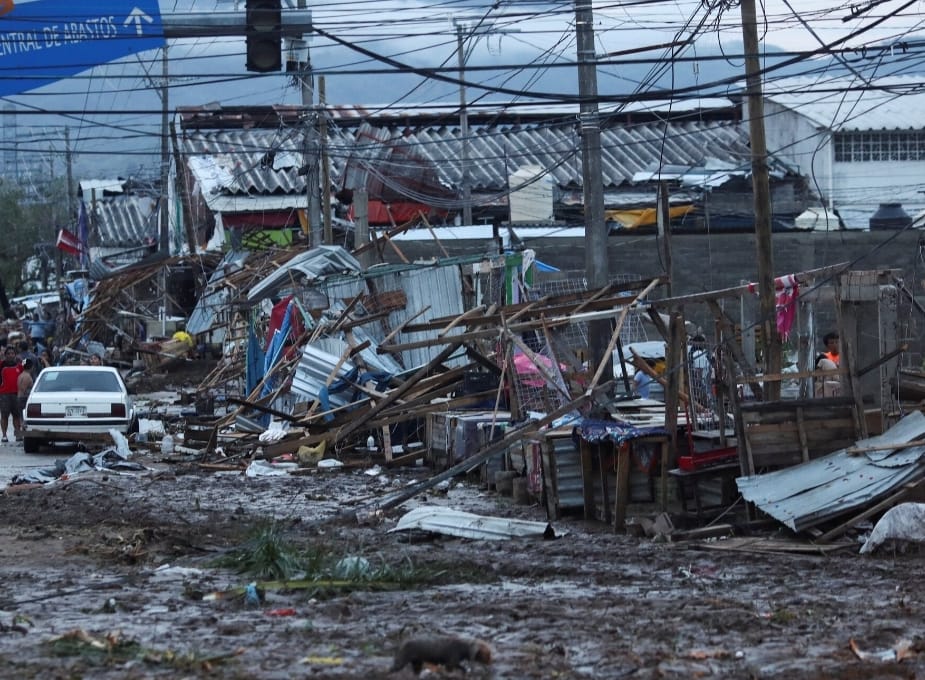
244;582;262;607
366;435;376;451
334;556;370;579
160;434;175;455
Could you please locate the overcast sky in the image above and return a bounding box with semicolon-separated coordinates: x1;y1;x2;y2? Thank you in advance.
0;0;920;180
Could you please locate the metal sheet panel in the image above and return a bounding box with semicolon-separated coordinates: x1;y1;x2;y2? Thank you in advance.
737;412;925;532
390;506;562;540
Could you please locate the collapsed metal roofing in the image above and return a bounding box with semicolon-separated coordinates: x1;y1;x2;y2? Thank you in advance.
737;411;925;532
247;245;363;302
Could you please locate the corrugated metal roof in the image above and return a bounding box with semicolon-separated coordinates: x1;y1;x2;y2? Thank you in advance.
763;76;925;131
90;194;159;248
177;111;764;207
737;411;925;532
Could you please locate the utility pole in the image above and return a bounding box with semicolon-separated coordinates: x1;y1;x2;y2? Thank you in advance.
320;76;332;245
297;0;322;247
741;0;781;399
159;45;170;254
456;23;472;227
575;0;610;376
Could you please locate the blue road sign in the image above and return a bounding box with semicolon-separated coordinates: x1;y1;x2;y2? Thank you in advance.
0;0;165;97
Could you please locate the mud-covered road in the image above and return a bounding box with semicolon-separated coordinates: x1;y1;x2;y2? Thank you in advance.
0;454;921;679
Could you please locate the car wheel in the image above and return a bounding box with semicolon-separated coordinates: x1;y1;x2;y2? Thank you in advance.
23;437;40;454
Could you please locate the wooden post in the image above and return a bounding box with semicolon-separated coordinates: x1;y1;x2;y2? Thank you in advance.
740;0;781;398
613;442;631;532
662;311;684;510
580;440;594;521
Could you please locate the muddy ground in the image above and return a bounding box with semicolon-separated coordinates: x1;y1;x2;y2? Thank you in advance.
0;449;922;680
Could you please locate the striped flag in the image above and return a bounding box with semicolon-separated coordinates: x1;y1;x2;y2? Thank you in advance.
55;227;81;257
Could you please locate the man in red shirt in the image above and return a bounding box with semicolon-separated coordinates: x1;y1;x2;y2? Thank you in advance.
0;346;23;443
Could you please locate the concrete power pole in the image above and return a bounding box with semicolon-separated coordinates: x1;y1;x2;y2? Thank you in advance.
740;0;781;399
456;23;472;227
297;0;322;247
159;46;170;254
575;0;611;377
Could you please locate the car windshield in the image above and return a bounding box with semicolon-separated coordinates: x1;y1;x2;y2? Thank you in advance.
35;370;122;393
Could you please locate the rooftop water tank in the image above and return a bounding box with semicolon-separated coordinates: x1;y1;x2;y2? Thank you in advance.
869;203;912;231
509;165;554;223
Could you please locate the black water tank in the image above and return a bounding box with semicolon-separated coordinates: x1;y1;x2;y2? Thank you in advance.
869;202;912;230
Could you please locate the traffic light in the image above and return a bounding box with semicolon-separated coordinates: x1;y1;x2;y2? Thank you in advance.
246;0;282;73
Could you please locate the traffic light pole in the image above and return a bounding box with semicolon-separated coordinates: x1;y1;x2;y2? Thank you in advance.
160;10;312;39
161;7;322;245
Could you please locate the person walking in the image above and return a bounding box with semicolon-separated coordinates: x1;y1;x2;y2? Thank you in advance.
0;346;23;443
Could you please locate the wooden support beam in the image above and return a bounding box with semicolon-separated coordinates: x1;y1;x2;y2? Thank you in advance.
817;479;925;543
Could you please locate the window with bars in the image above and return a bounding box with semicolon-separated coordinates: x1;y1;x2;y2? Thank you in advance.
834;130;925;162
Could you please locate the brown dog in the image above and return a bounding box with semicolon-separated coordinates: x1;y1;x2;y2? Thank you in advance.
390;635;493;674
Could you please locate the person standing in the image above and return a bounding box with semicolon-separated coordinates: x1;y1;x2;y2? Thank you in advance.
815;332;841;397
16;358;33;441
821;332;840;366
0;346;23;443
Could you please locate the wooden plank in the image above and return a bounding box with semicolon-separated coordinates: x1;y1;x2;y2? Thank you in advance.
846;438;925;455
587;277;661;392
797;408;809;462
817;479;925;543
651;262;850;307
580;440;594;521
662;310;684;510
613;443;631;531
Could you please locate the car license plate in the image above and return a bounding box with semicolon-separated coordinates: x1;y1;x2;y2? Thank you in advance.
66;406;86;417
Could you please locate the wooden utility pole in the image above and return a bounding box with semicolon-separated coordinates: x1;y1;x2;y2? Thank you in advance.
741;0;781;400
657;180;672;297
575;0;611;378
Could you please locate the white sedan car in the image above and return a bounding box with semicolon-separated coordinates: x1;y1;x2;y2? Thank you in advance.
22;366;137;453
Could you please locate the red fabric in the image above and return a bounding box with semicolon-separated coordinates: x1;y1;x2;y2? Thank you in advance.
775;281;799;340
265;296;305;351
348;201;449;226
56;228;82;257
0;363;22;394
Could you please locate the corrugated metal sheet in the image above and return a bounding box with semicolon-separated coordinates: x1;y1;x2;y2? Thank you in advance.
763;75;925;132
396;265;466;370
306;263;467;373
549;435;585;510
247;245;362;302
290;344;357;407
187;250;250;336
737;411;925;532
